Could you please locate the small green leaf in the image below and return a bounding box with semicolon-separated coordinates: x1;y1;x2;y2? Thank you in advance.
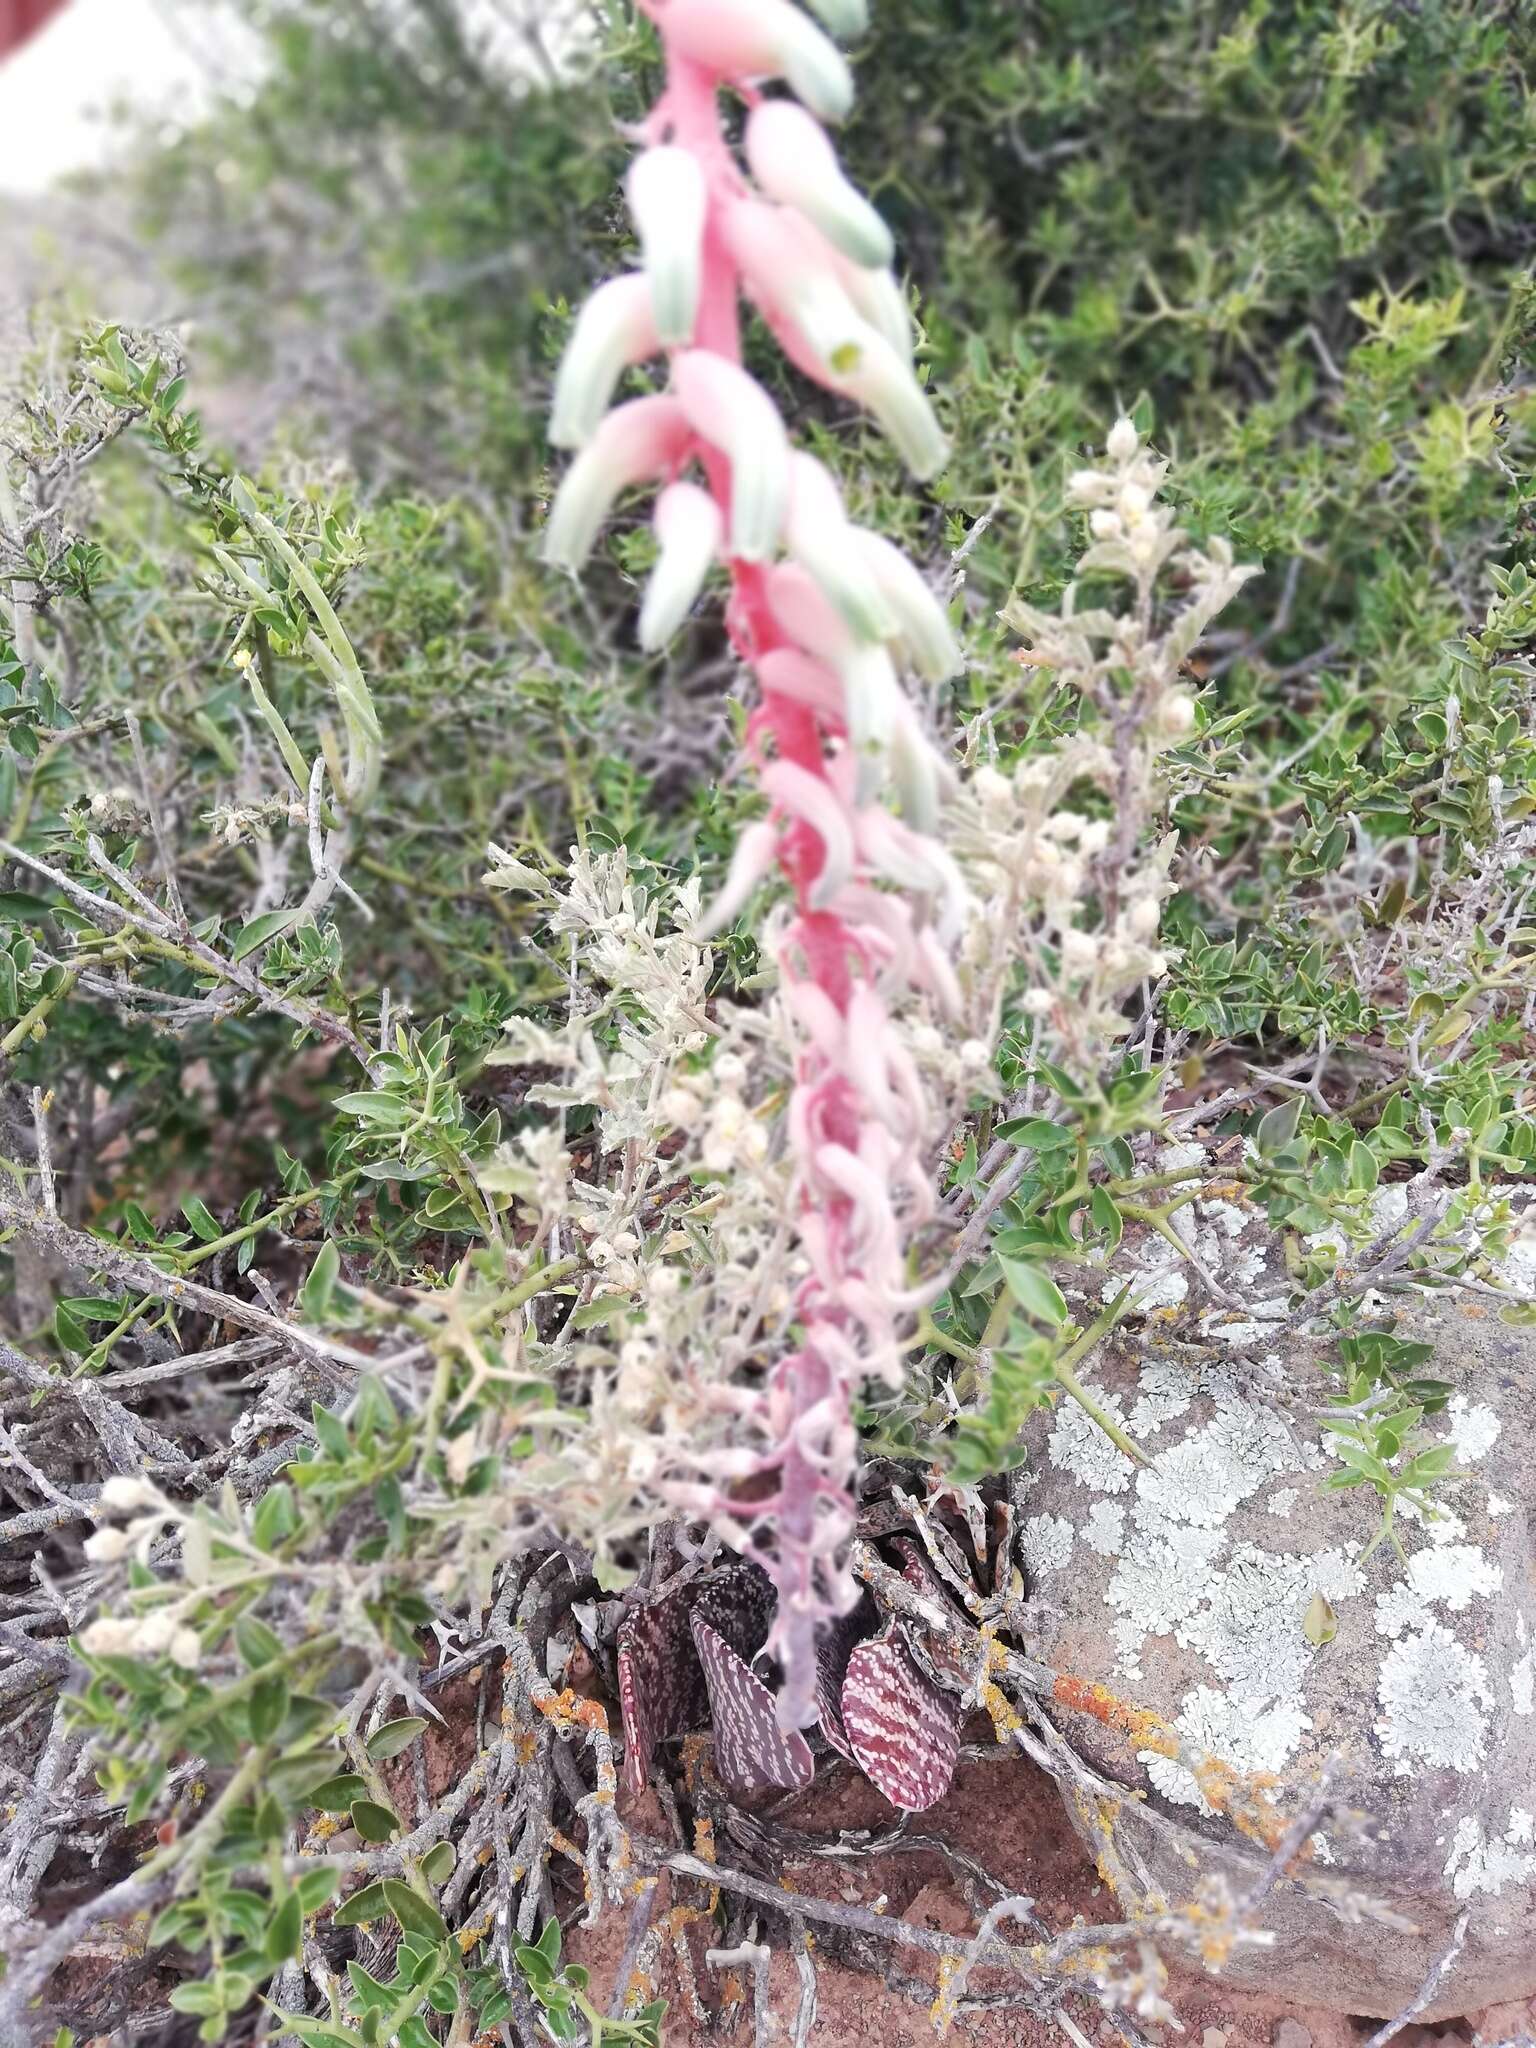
234;1616;284;1669
231;908;297;961
169;1982;224;2016
309;1773;369;1812
332;1880;391;1929
349;1799;399;1844
53;1303;89;1354
299;1241;341;1321
266;1889;302;1964
180;1195;222;1242
250;1674;289;1743
1089;1184;1123;1248
365;1715;428;1761
381;1880;448;1942
1301;1589;1337;1646
251;1482;298;1552
268;2018;362;2048
1255;1096;1303;1157
997;1254;1068;1326
995;1116;1075;1149
311;1402;350;1459
296;1866;341;1914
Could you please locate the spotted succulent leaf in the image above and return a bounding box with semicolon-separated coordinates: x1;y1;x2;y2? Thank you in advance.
616;1558;779;1795
692;1615;815;1792
841;1623;961;1812
616;1578;710;1798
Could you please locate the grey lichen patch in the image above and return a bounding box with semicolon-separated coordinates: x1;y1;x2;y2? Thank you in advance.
1181;1542;1363;1700
1447;1394;1502;1463
1106;1520;1227;1678
1021;1512;1075;1576
1512;1615;1533;1718
1083;1501;1125;1557
1376;1620;1494;1774
1142;1683;1312;1815
1097;1194;1270;1318
1064;1365;1368;1752
1443;1808;1536;1900
1371;1537;1505;1652
1047;1386;1137;1494
1134;1395;1308;1532
1126;1358;1196;1438
1023;1296;1536;2013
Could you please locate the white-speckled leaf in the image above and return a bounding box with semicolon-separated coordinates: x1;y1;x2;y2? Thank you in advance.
616;1579;709;1797
841;1624;960;1812
693;1615;815;1792
617;1558;778;1795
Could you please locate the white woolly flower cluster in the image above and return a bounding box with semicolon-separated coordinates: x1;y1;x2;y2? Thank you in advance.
479;847;818;1578
949;419;1258;1070
78;1477;202;1670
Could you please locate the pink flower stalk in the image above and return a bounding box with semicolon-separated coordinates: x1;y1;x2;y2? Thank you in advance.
546;0;961;1731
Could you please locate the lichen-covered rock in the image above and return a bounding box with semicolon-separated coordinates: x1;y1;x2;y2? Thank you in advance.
1015;1292;1536;2019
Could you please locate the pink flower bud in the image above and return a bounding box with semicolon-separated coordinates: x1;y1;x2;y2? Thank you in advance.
745;100;893;269
549;274;660;449
542;395;692;570
837;255;912;357
849;530;962;680
659;0;854;124
626;145;707;345
693;817;780;939
802;0;868;36
757;647;845;723
760;759;855;906
724;198;868;378
824;324;947;480
785;454;894;641
672;351;788;561
767;562;899;804
639;481;721;650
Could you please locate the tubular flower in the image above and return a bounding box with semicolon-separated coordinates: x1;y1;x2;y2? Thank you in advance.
639;481;721;651
745;100;894;269
626;145;708;346
548;275;659;450
547;0;964;1734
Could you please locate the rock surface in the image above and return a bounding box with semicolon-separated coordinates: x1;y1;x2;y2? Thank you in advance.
1015;1288;1536;2019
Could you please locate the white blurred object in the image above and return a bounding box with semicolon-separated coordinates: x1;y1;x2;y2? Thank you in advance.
0;0;256;194
0;0;588;198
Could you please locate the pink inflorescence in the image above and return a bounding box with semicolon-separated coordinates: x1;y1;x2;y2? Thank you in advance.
545;0;965;1731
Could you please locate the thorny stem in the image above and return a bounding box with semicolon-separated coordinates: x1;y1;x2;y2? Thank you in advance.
0;968;81;1058
1046;1286;1145;1465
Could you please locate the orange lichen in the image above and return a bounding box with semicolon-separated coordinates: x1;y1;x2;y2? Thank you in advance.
535;1686;609;1734
456;1913;492;1953
548;1826;583;1867
1189;1753;1287;1847
1051;1673;1178;1758
931;1952;962;2031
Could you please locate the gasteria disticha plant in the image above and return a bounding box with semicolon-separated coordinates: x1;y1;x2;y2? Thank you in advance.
6;2;1536;2044
542;0;967;1734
